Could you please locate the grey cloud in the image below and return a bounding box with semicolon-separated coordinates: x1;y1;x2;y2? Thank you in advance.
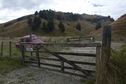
1;0;51;10
93;4;104;7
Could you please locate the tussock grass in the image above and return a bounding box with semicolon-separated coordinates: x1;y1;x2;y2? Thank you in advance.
111;44;126;84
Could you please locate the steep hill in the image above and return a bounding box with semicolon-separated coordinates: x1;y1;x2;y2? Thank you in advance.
0;10;114;37
0;18;93;37
90;13;126;41
111;14;126;37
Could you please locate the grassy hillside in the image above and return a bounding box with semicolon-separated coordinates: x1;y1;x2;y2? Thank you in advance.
90;13;126;41
0;10;114;37
111;14;126;37
0;18;88;37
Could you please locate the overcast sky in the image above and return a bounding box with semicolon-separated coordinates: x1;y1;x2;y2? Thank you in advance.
0;0;126;23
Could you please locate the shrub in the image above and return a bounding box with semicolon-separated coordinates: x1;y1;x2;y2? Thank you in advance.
111;44;126;84
17;17;25;21
95;22;101;30
58;21;65;32
4;22;12;27
76;23;81;31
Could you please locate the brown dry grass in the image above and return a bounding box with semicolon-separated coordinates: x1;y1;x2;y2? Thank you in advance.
0;17;95;37
111;14;126;37
89;13;126;41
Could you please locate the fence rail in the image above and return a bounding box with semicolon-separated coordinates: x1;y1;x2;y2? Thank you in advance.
67;36;95;42
0;41;19;57
20;42;100;78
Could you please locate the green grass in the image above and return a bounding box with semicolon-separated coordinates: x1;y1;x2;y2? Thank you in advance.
80;78;95;84
111;44;126;84
0;43;23;75
0;57;23;75
2;43;21;57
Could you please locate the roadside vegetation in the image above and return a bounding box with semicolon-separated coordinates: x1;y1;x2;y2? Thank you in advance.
0;43;24;75
111;44;126;84
0;57;23;75
80;44;126;84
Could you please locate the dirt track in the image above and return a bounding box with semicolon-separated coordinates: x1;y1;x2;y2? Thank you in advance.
0;66;85;84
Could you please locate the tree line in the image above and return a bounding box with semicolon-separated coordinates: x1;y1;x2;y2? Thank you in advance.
27;10;82;33
3;9;114;33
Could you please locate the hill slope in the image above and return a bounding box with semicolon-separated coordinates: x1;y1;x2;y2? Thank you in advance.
0;10;114;37
90;13;126;41
111;14;126;37
0;18;93;37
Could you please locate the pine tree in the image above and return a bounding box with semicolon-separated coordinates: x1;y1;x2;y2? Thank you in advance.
58;21;65;32
47;20;55;31
34;11;38;16
27;17;32;26
76;23;81;31
95;22;101;30
32;16;41;31
42;22;49;33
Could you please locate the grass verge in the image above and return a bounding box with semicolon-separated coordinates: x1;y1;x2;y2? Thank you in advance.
0;57;24;75
111;44;126;84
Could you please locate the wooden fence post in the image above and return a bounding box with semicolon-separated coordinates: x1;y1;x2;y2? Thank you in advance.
9;41;12;58
0;42;3;56
36;44;40;68
96;25;115;84
21;43;25;64
96;46;101;82
61;60;64;72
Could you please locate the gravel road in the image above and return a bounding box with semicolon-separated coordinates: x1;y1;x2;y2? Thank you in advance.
0;66;85;84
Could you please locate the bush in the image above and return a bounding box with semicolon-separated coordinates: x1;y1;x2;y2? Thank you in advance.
58;21;65;32
111;44;126;84
4;22;12;27
17;17;25;21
